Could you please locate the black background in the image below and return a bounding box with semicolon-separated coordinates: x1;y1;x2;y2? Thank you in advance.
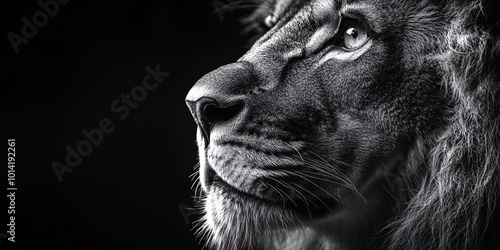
1;0;253;249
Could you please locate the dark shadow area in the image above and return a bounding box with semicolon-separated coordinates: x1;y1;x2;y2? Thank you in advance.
0;0;253;249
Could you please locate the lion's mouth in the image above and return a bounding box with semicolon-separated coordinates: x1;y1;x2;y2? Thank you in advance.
203;163;279;209
203;160;275;203
202;155;339;217
211;173;274;204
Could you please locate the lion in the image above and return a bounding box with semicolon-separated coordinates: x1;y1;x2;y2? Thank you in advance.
185;0;500;249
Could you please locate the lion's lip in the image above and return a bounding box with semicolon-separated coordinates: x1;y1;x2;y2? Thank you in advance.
203;156;277;203
208;168;261;199
208;167;340;218
204;162;259;198
201;138;339;215
210;172;281;204
202;154;341;219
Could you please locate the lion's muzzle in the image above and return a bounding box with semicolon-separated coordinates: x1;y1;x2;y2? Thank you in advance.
185;62;255;146
186;62;260;191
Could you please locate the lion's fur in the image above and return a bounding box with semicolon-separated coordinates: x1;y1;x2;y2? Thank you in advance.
188;0;500;249
387;1;500;249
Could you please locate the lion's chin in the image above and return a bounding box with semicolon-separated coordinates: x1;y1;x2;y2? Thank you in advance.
199;182;307;250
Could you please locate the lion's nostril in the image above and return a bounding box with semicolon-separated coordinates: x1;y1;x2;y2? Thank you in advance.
204;102;243;128
187;97;244;144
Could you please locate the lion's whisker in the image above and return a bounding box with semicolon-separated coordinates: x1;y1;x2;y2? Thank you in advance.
291;174;339;205
284;142;305;163
261;180;288;208
290;169;345;185
303;159;367;204
303;153;366;201
275;176;315;208
288;181;330;214
267;176;303;207
303;160;353;187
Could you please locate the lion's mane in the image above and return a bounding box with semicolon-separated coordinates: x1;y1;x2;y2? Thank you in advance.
387;1;500;249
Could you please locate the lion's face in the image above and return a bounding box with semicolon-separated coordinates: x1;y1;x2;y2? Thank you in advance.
186;0;451;249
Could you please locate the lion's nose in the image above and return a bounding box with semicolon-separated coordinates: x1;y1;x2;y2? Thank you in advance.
186;97;243;143
186;62;254;142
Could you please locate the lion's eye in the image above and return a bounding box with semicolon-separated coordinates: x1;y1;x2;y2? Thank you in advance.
340;23;369;50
